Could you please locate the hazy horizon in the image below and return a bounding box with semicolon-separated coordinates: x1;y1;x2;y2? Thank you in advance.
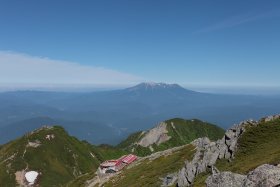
0;82;280;95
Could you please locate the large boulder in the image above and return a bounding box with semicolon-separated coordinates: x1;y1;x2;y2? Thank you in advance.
244;164;280;187
206;172;246;187
206;164;280;187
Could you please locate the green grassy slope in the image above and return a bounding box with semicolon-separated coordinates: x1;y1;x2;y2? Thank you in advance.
118;118;224;156
93;144;128;160
165;118;224;146
0;126;101;187
117;131;144;149
194;118;280;186
0;118;225;186
104;144;196;187
216;118;280;173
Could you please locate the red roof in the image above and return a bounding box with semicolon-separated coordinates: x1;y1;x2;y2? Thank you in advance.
100;160;118;167
100;154;137;169
121;154;137;164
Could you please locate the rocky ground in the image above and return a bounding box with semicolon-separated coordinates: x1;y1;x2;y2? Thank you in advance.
86;144;191;187
206;164;280;187
162;114;280;187
137;122;171;147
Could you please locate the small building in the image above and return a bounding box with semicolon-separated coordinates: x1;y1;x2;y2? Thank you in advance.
100;160;121;173
99;154;137;174
121;154;137;164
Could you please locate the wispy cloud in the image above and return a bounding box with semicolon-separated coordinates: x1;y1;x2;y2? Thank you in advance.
196;10;280;33
0;51;143;86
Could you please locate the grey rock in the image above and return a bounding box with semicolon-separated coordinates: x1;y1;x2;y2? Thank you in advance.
185;161;197;183
137;122;171;147
206;172;246;187
211;166;219;175
161;173;178;187
176;120;249;187
171;115;280;187
206;164;280;187
263;114;280;122
244;164;280;187
196;161;206;174
177;167;190;187
192;137;211;148
203;150;219;167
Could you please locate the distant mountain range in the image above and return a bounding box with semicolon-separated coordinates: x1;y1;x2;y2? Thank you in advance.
0;82;280;145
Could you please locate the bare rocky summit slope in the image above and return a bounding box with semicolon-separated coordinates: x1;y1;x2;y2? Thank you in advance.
137;122;171;149
117;118;224;156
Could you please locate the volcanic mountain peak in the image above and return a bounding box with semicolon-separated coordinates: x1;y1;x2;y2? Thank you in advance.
126;82;185;91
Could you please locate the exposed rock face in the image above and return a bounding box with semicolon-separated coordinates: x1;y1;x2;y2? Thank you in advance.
177;115;280;187
172;114;280;187
206;171;246;187
244;164;280;186
161;173;178;187
45;134;55;140
263;114;280;122
176;119;252;187
206;164;280;187
15;170;26;186
137;122;171;147
161;115;280;187
27;140;41;148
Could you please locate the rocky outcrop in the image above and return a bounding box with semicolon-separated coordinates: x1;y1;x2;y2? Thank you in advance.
167;114;280;187
177;115;280;187
137;122;171;147
176;119;253;187
206;171;246;187
244;164;280;186
263;114;280;122
206;164;280;187
177;137;210;186
161;173;178;187
27;140;41;148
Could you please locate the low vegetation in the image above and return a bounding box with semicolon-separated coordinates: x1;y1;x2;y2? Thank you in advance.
66;171;96;187
93;144;128;160
0;126;101;186
216;118;280;174
0;118;226;186
117;131;144;149
104;144;196;187
193;118;280;186
118;118;224;156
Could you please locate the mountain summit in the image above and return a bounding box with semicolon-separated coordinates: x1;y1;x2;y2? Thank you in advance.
127;82;183;90
0;126;101;186
126;82;193;92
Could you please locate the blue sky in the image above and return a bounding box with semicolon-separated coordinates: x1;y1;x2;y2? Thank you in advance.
0;0;280;89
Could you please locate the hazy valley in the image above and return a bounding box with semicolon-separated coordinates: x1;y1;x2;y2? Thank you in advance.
1;83;280;145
